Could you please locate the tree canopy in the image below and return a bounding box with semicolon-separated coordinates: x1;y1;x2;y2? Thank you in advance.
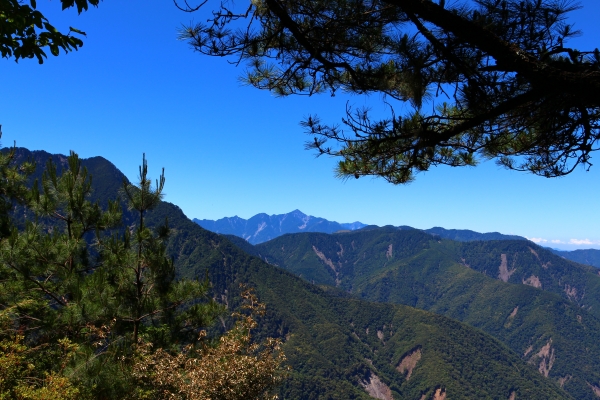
179;0;600;183
0;0;98;63
0;150;286;398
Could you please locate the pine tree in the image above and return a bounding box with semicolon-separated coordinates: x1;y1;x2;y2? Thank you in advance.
179;0;600;183
102;154;222;347
0;133;35;238
0;151;223;398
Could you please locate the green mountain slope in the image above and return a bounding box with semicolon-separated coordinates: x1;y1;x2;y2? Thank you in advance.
424;226;527;242
551;248;600;269
8;148;572;399
455;240;600;313
255;228;600;399
147;203;569;399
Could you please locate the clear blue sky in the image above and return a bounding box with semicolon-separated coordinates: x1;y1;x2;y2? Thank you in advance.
2;0;599;250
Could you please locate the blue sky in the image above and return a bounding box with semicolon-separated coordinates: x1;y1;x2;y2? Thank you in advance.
1;0;599;250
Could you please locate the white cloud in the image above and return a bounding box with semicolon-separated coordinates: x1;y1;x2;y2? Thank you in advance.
568;238;599;245
527;237;547;243
526;237;600;247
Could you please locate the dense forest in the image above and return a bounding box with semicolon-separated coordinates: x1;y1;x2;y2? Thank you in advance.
254;227;600;398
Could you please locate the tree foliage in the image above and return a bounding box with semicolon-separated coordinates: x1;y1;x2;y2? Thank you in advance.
133;287;287;400
0;150;285;398
0;302;81;400
0;0;98;63
0;140;35;237
179;0;600;183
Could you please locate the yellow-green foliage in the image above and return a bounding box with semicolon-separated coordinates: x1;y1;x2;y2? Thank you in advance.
0;317;80;400
132;287;287;400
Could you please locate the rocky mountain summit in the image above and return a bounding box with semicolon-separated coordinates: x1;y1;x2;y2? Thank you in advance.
194;209;366;244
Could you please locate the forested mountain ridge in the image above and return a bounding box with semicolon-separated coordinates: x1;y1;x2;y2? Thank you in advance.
4;147;572;399
421;226;600;271
551;248;600;269
255;227;600;313
423;226;527;242
419;227;600;269
255;228;600;398
194;210;366;244
10;149;123;209
148;203;571;399
196;207;600;274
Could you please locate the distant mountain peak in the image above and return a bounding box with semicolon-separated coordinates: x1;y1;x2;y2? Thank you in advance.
195;211;535;246
193;210;367;244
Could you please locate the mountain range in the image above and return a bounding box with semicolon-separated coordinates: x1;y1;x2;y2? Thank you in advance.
10;147;600;399
550;248;600;269
252;227;600;398
193;210;367;244
197;212;600;270
194;211;529;245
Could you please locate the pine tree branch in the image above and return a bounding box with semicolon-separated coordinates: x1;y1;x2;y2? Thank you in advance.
384;0;600;101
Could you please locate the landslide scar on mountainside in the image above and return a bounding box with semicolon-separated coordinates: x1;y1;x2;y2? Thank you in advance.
498;254;516;282
312;245;341;286
523;275;542;288
504;306;518;328
529;247;551;269
530;339;555;377
360;373;393;400
396;347;422;380
337;242;344;258
432;388;447;400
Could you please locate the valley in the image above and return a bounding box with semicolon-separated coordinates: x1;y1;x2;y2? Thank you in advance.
3;148;600;399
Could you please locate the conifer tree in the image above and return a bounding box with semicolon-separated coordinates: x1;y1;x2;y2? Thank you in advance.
101;154;222;346
179;0;600;183
0;151;223;398
0;133;35;237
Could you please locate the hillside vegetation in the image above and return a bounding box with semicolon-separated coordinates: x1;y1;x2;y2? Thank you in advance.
145;200;569;399
551;248;600;269
255;228;600;398
4;147;573;399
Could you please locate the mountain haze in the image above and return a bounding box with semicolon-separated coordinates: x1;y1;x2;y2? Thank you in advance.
194;210;366;244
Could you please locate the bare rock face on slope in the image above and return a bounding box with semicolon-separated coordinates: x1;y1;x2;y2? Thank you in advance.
360;373;393;400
